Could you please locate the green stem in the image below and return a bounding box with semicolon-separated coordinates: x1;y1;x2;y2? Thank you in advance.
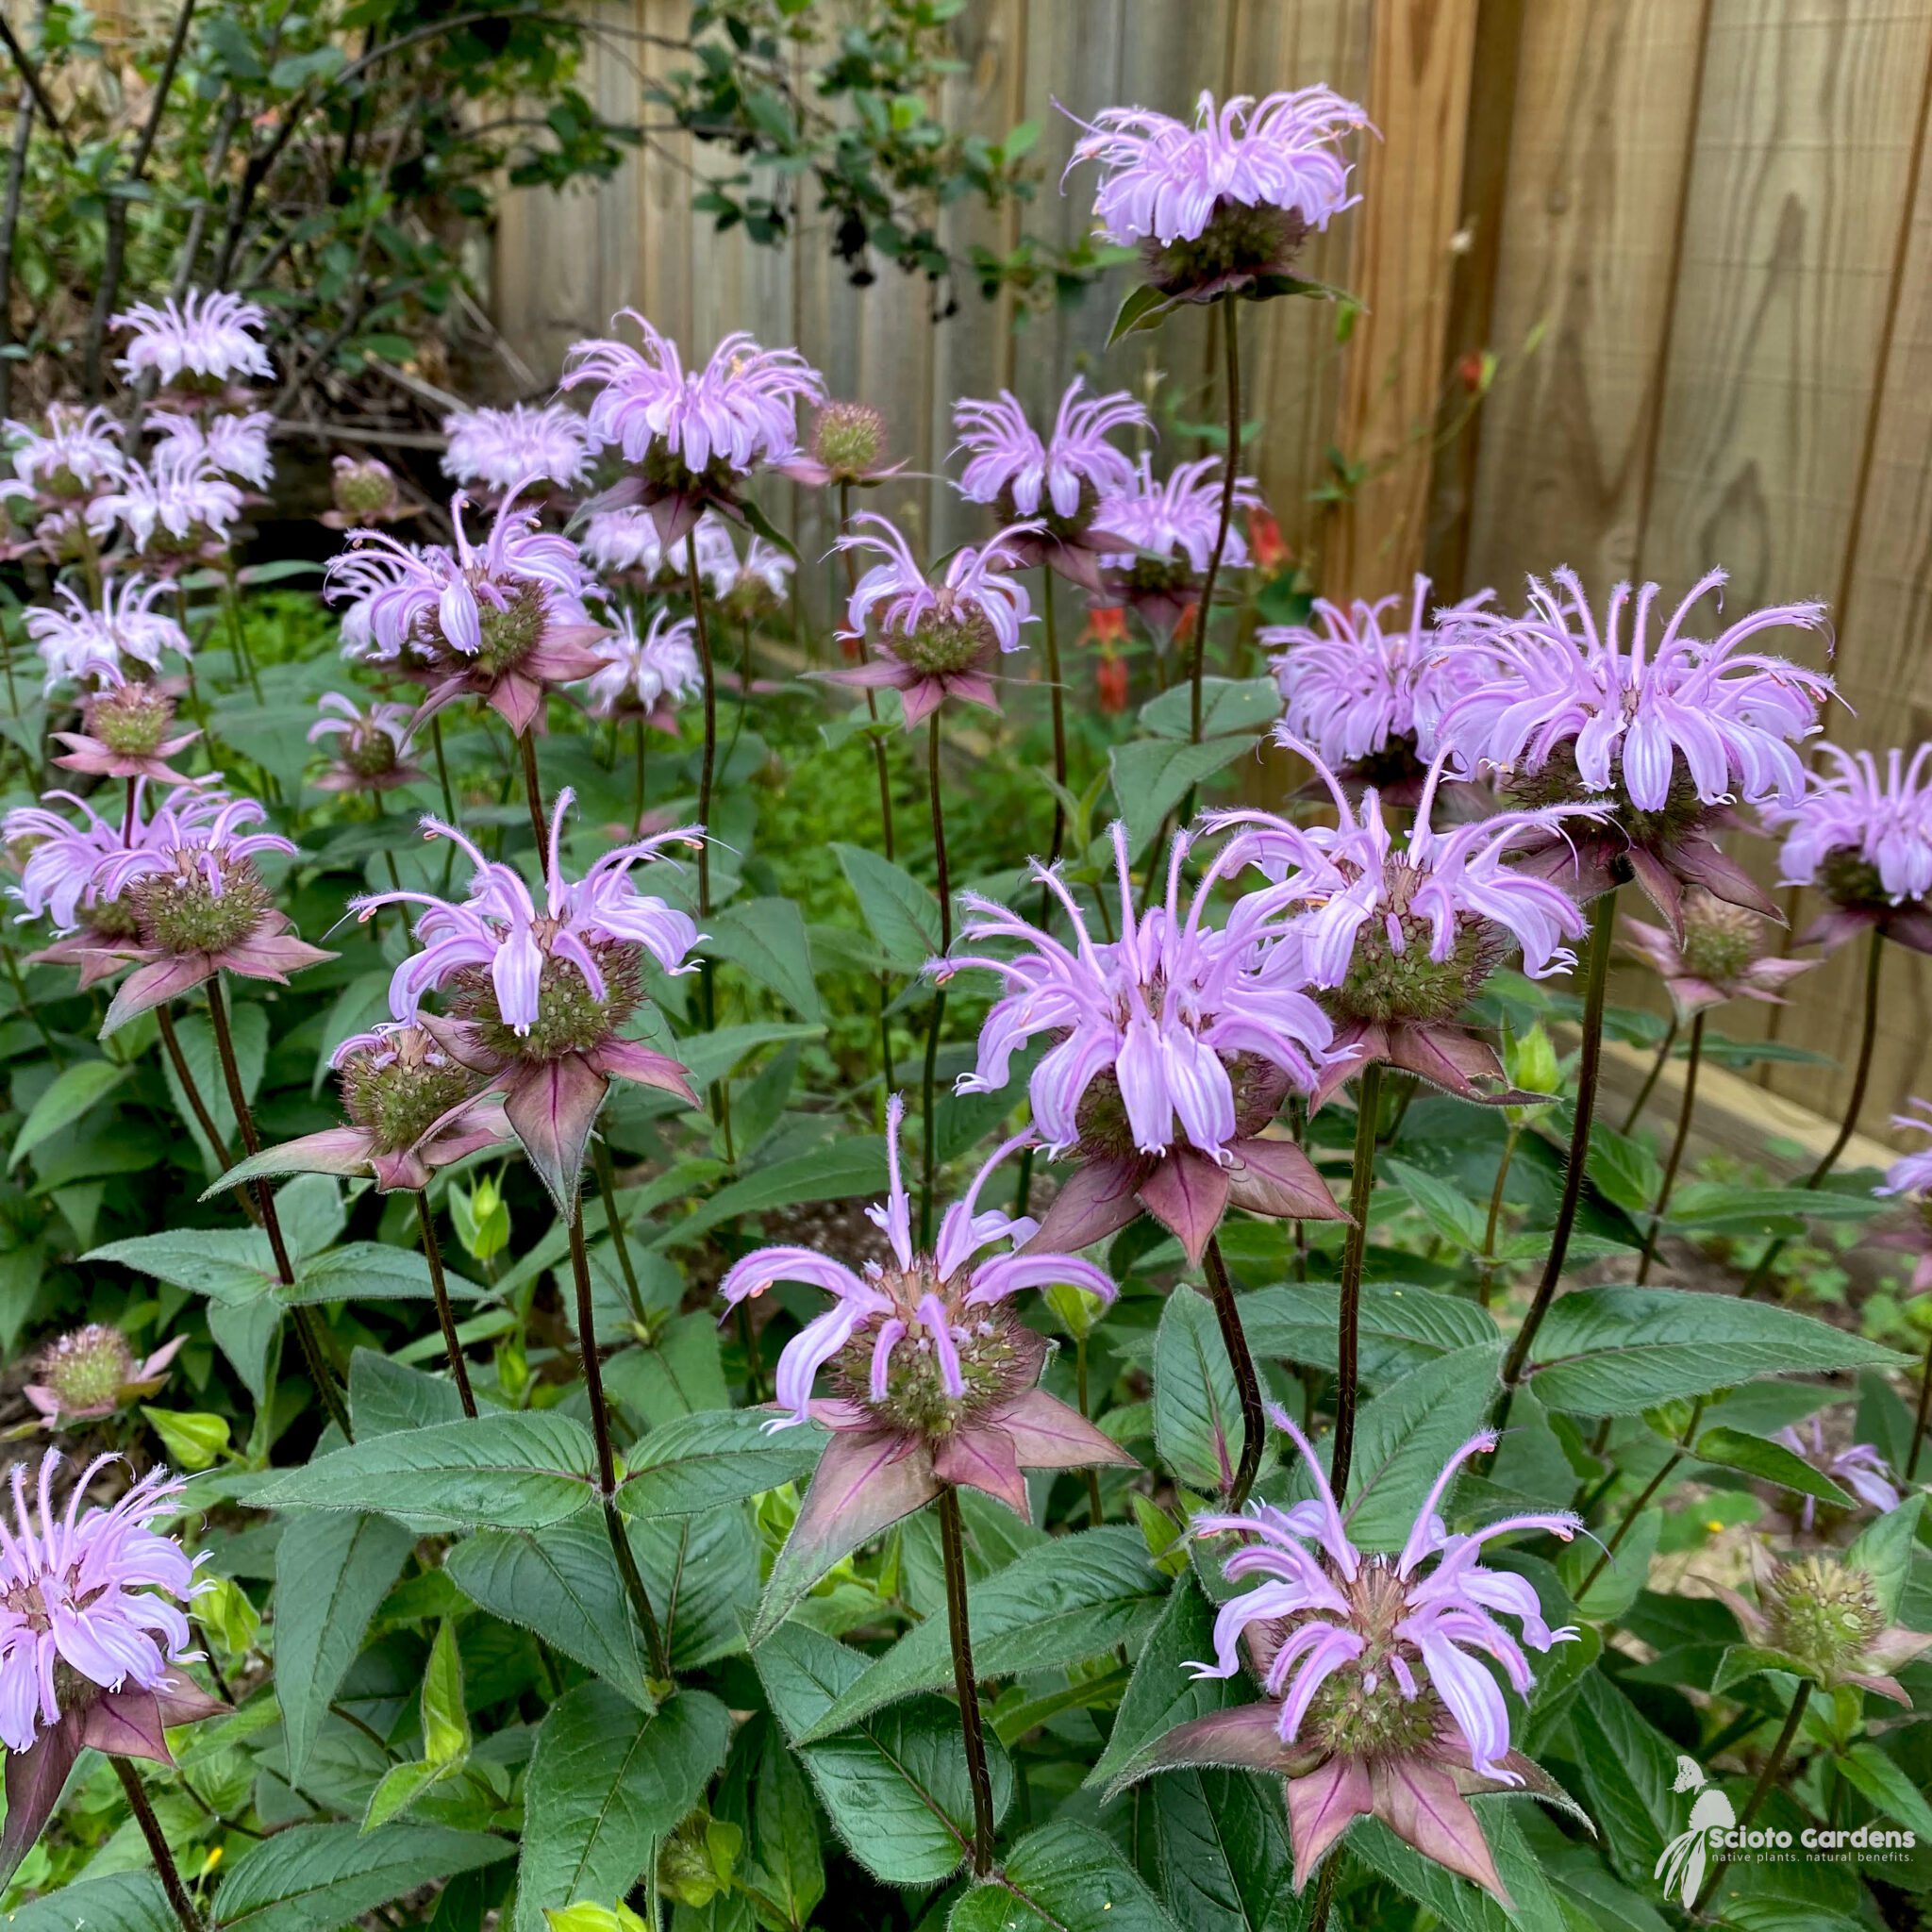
632;713;646;838
567;1198;671;1681
1041;574;1068;864
415;1191;475;1417
1477;1124;1518;1308
1692;1682;1812;1913
1637;1011;1704;1284
593;1137;643;1323
1203;1234;1265;1507
516;729;547;852
937;1484;997;1877
156;1004;255;1225
112;1757;203;1932
1332;1059;1383;1501
1190;304;1241;747
1908;1330;1932;1483
220;562;263;705
1619;1017;1677;1134
1575;1398;1701;1598
685;544;732;1159
1076;1334;1104;1524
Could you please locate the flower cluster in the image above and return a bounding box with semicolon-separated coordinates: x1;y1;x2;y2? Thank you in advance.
111;291;272;391
1098;453;1260;637
578;609;702;725
25;576;192;691
443;401;594;496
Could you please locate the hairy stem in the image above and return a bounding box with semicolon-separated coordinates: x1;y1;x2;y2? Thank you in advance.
516;729;547;853
1203;1234;1266;1507
1500;889;1616;1390
1910;1330;1932;1483
567;1200;670;1680
1743;926;1884;1299
685;545;732;1158
415;1191;475;1417
1575;1399;1701;1597
1619;1017;1677;1134
1693;1682;1812;1913
1076;1334;1104;1524
937;1484;997;1877
113;1757;203;1932
207;975;351;1441
1190;306;1242;746
1637;1011;1705;1284
839;478;896;864
632;713;647;838
593;1137;642;1322
1332;1058;1383;1502
156;1005;258;1226
1476;1124;1519;1308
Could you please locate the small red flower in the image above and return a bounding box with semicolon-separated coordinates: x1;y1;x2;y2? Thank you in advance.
1096;653;1129;715
1247;508;1289;575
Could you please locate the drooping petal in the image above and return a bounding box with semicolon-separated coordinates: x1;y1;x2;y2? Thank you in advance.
502;1055;609;1213
1368;1756;1510;1904
1286;1753;1375;1891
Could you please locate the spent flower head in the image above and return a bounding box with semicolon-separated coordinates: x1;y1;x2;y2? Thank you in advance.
1062;87;1370;300
777;400;900;488
24;1325;184;1428
1622;891;1815;1022
325;454;408;527
52;663;200;783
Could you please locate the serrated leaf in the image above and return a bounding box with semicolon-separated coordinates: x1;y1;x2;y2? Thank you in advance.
1564;1672;1679;1885
1108;282;1176;344
1150;1768;1299;1932
0;1872;175;1930
1240;1283;1498;1380
12;1058;129;1168
258;1413;599;1529
1089;1573;1240;1793
1691;1425;1856;1507
1137;676;1280;742
618;1407;826;1516
1662;1185;1886;1234
833;842;942;970
87;1225;273;1305
1524;1289;1905;1414
659;1139;888;1248
513;1686;731;1932
798;1527;1165;1741
1109;735;1251;854
284;1241;487;1307
754;1621;1013;1886
951;1821;1181;1932
1584;1125;1663;1217
1384;1158;1491;1253
704;897;822;1021
214;1822;511;1930
1154;1287;1247;1493
1838;1740;1932;1839
1845;1494;1924;1621
275;1510;416;1779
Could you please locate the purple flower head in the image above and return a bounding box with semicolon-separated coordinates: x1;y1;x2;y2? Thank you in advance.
324;490;607;734
111;290;272;389
1096;453;1260;637
941;822;1346;1265
1773;1415;1901;1533
307;691;422;792
1622;891;1815;1023
1434;570;1832;932
0;1453;224;1867
25;575;192;691
722;533;795;620
823;513;1035;729
442;402;594;496
1267;576;1496;794
577;504;738;592
87;446;243;561
576;608;702;724
349;788;699;1208
1869;1099;1932;1293
151;408;275;490
1877;1100;1932;1203
1129;1411;1579;1902
52;663;201;784
1220;743;1603;1108
952;380;1146;591
4;784;176;950
1764;742;1932;957
86;788;330;1033
1062;87;1370;300
562;315;824;541
716;1098;1136;1622
2;404;125;503
24;1325;184;1429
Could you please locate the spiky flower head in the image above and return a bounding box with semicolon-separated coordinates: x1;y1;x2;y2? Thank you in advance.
562;316;824;540
326;455;406;527
577;609;702;723
307;691;422;791
721;534;794;621
1433;569;1832;931
2;404;125;502
442;402;594;496
1623;891;1815;1022
777;400;897;487
823;513;1035;728
348;789;699;1207
87;446;243;559
1764;742;1932;956
25;1325;184;1427
942;822;1345;1264
1267;576;1495;791
25;576;192;692
716;1100;1135;1622
150;408;275;490
1096;453;1260;637
1062;87;1370;300
3;784;173;948
111;290;272;389
52;664;200;783
323;490;606;734
1115;1413;1580;1903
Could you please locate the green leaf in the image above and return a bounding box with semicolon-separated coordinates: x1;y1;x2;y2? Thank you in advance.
275;1510;416;1779
951;1821;1181;1932
1089;1573;1239;1793
1154;1286;1248;1493
360;1757;457;1834
285;1241;487;1307
11;1058;129;1168
1662;1184;1887;1234
86;1225;273;1305
1330;1342;1504;1552
214;1823;511;1930
1137;676;1281;742
1710;1642;1809;1695
349;1347;466;1437
1240;1283;1498;1380
421;1619;470;1764
606;1314;729;1427
160;1002;266;1171
1845;1494;1925;1620
798;1528;1166;1741
659;1139;888;1248
257;1413;599;1529
1564;1672;1680;1885
1557;1503;1660;1620
618;1407;826;1517
704;897;822;1021
446;1515;658;1710
834;842;941;970
1838;1740;1932;1839
1524;1288;1905;1414
1384;1158;1491;1253
139;1407;229;1471
0;1873;175;1931
1584;1125;1663;1218
733;1715;824;1929
754;1621;1014;1886
1109;735;1251;855
1149;1769;1298;1932
513;1685;731;1932
1348;1804;1564;1932
1691;1425;1856;1507
1108;281;1177;344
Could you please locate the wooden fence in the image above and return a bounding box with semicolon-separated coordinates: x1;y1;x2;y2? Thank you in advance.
492;0;1932;1148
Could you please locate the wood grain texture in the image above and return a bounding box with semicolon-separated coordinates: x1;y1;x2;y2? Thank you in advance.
1324;0;1480;601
